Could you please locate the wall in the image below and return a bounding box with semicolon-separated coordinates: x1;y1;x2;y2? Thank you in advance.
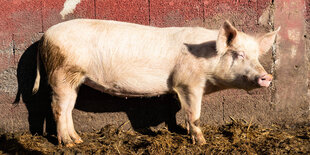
0;0;309;134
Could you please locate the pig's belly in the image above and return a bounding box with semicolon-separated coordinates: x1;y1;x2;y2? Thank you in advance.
83;75;171;98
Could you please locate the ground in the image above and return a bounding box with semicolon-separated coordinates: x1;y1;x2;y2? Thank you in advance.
0;119;309;154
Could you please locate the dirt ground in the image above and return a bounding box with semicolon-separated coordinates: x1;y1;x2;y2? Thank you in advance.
0;119;309;154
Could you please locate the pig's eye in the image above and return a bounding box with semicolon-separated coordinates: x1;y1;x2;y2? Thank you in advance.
238;52;245;59
232;51;245;60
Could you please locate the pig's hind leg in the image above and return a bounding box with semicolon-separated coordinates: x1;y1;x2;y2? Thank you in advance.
66;86;83;145
50;68;85;147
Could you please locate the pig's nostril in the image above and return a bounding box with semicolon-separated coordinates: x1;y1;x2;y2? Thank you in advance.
260;74;273;81
257;74;273;87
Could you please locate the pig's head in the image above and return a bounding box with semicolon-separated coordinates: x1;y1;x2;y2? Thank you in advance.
214;21;280;90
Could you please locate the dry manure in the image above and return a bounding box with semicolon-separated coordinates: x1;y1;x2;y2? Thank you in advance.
0;119;309;154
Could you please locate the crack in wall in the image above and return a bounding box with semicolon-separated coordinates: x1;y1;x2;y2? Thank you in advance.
94;0;96;19
269;2;277;107
201;0;205;23
12;34;16;62
41;0;44;33
148;0;151;25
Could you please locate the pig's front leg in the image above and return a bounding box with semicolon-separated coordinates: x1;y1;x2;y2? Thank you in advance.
174;85;206;145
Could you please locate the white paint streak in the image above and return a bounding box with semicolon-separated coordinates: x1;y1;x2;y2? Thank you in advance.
258;6;271;27
60;0;81;19
275;59;281;70
287;29;300;43
290;45;297;58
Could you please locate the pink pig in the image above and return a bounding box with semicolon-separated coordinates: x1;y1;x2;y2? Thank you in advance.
32;19;279;146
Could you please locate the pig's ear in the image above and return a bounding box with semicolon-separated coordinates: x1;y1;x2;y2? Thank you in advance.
217;21;238;54
258;27;280;55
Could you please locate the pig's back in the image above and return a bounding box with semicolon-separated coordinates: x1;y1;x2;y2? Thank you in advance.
43;19;217;97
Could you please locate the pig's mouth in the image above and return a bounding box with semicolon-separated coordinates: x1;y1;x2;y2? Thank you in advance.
220;75;259;90
241;74;273;89
214;74;271;90
241;75;270;90
240;75;258;89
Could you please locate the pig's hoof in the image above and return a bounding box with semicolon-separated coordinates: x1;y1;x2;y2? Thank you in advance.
65;142;75;147
192;134;206;145
74;138;83;144
196;137;206;145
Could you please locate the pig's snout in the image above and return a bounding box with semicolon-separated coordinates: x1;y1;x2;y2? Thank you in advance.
257;74;273;87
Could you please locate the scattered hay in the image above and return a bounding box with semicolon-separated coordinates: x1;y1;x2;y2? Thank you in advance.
0;120;309;154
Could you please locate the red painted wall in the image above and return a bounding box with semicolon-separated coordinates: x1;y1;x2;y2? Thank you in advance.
0;0;308;133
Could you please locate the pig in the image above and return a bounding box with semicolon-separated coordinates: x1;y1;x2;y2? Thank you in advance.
32;19;279;147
